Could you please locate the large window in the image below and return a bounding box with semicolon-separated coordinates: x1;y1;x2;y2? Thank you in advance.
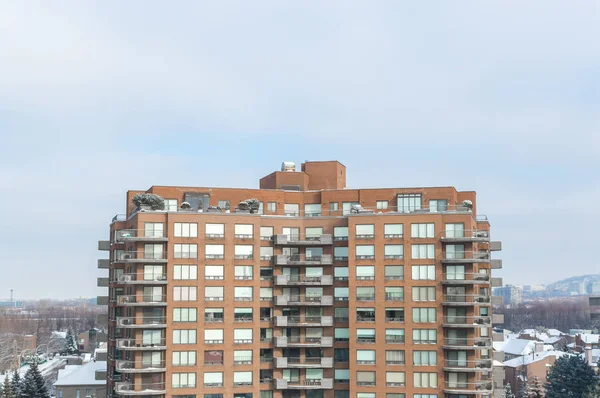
260;287;273;301
412;287;436;301
445;223;465;238
234;245;253;259
234;329;253;344
397;194;421;213
173;329;196;344
412;265;435;280
334;369;349;383
284;203;299;216
384;224;403;238
333;227;348;241
234;287;253;301
386;372;405;387
234;371;253;386
235;224;254;239
204;287;224;301
335;328;349;342
267;202;277;212
446;265;465;280
429;199;447;212
172;351;197;366
144;223;164;237
411;244;435;259
174;223;198;238
377;200;389;210
413;351;437;366
412;308;436;323
204;329;223;344
205;244;224;259
174;265;198;280
413;373;438;388
172;373;196;388
173;286;197;301
356;245;375;259
385;329;405;343
386;350;405;365
305;204;321;217
385;245;403;259
234;266;253;280
356;329;375;343
356;287;375;301
205;224;225;238
335;288;349;301
334;267;349;281
385;266;404;280
385;287;404;301
334;247;348;260
260;226;274;240
164;199;178;211
342;201;359;215
356;371;376;386
174;244;197;259
356;225;375;239
204;308;224;323
173;308;197;322
356;266;374;280
217;200;230;210
203;372;223;387
411;223;434;238
385;308;404;322
413;329;437;344
260;246;273;260
356;350;376;364
204;265;224;280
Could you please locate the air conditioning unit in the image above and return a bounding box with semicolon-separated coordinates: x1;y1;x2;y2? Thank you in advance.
120;275;132;282
123;254;132;259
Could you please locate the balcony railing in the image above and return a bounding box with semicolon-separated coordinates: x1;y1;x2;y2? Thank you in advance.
114;382;166;396
116;338;167;350
274;378;334;390
274;357;334;368
275;274;333;286
115;316;167;328
115;273;167;284
443;359;493;370
275;316;333;327
440;229;490;242
443;295;492;305
274;254;333;265
115;360;167;373
113;251;168;263
444;381;493;393
442;273;491;284
275;336;333;348
275;295;333;306
113;295;167;306
442;251;491;263
274;234;333;246
114;229;168;243
443;316;492;326
443;338;492;348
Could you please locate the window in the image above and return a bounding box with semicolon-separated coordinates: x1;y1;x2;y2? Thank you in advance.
329;202;339;211
204;308;224;322
204;350;224;365
384;224;403;238
261;392;273;398
412;244;435;259
335;328;349;342
204;329;224;344
234;308;253;322
385;329;405;343
173;351;197;366
205;224;225;238
334;247;348;260
257;202;264;215
234;266;253;280
356;371;376;386
234;224;253;239
386;350;405;365
76;390;80;398
144;223;164;237
174;244;197;259
397;194;421;212
144;244;164;259
445;265;465;280
203;372;223;387
260;267;273;280
284;203;299;216
260;226;273;240
386;394;405;398
164;199;178;211
412;308;436;323
356;328;375;343
334;267;348;281
356;245;375;259
260;246;273;260
205;244;224;259
260;287;273;301
267;202;277;212
333;226;348;240
377;200;389;209
342;201;359;215
305;204;321;217
173;373;196;388
445;223;465;238
217;200;230;210
234;371;253;386
356;350;376;364
173;286;197;301
356;224;375;238
174;223;198;237
413;351;437;366
204;265;224;280
356;287;375;301
334;369;349;383
413;373;438;388
445;244;465;259
357;394;375;398
356;308;375;322
385;266;404;280
385;245;403;259
234;329;253;344
234;287;253;301
234;245;253;259
335;287;349;301
413;329;437;344
411;223;434;238
173;329;196;344
385;308;404;322
305;227;323;239
174;265;198;280
384;287;404;301
429;199;447;212
356;266;374;280
335;307;349;322
386;372;405;387
412;265;435;280
205;287;224;301
173;308;197;322
413;287;436;301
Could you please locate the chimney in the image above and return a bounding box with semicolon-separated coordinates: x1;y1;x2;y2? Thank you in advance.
584;347;593;364
534;342;544;353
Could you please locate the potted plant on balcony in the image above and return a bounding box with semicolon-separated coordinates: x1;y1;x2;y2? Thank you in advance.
236;198;260;213
461;200;473;211
132;193;165;211
180;201;192;210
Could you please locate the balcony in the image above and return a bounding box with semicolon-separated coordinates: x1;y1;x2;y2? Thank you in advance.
443;359;493;372
98;259;110;269
113;251;168;264
115;360;167;374
114;273;168;285
275;274;333;286
442;295;492;306
114;382;166;396
275;295;333;306
275;336;333;348
274;254;333;266
440;230;490;243
114;229;168;243
490;259;503;269
442;273;490;285
443;316;492;328
116;338;167;351
444;381;493;395
491;277;503;287
274;316;333;327
113;295;167;307
441;251;491;264
274;234;333;246
273;378;333;390
274;357;333;368
443;338;492;350
115;316;167;328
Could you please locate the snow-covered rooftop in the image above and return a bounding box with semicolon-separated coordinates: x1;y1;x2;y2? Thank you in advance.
54;361;106;387
51;331;67;339
578;333;600;344
503;350;571;368
496;339;538;355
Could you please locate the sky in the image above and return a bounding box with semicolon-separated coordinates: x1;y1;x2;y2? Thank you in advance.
0;1;598;299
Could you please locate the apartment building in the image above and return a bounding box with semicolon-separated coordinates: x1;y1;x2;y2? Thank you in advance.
97;160;504;398
590;295;600;322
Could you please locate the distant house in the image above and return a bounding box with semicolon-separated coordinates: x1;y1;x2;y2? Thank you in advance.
574;333;600;352
77;329;107;353
54;361;107;398
494;339;542;361
503;350;571;396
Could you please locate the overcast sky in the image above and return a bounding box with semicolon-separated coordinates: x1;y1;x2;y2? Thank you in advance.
0;1;598;300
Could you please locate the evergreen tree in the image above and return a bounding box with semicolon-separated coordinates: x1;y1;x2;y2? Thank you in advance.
64;329;78;355
545;355;596;398
10;372;21;398
2;376;14;398
526;376;545;398
519;382;529;398
583;381;600;398
21;361;49;398
504;383;516;398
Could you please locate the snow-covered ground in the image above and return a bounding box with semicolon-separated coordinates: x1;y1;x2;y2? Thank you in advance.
0;356;68;384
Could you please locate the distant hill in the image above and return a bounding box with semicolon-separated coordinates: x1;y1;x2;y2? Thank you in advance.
545;274;600;295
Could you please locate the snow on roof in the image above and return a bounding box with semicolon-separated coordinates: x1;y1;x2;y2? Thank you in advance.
52;331;67;339
519;329;550;342
545;336;564;344
497;339;538;355
547;329;565;337
578;334;600;344
503;350;571;368
54;361;106;387
493;360;504;367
